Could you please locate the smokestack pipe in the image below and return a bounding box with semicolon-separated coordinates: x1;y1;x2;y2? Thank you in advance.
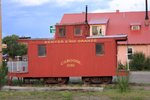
145;0;149;26
85;5;88;24
145;0;149;20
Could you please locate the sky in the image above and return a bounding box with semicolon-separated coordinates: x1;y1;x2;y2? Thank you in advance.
2;0;150;38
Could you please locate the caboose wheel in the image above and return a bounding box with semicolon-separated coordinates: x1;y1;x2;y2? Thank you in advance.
44;78;57;84
82;77;91;84
91;77;102;84
57;77;69;84
101;77;112;84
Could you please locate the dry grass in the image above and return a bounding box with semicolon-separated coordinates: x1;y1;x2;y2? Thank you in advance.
0;85;150;100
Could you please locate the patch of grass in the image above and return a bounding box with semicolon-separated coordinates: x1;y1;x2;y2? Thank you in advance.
61;91;72;100
116;76;130;93
0;86;150;100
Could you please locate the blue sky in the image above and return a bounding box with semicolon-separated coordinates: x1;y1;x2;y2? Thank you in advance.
2;0;150;38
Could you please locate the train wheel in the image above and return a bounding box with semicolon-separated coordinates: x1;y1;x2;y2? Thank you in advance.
101;77;112;84
57;77;69;84
44;78;57;84
82;77;91;84
91;77;102;84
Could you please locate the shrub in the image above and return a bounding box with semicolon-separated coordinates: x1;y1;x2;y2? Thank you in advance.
129;52;146;71
144;56;150;70
118;61;126;70
0;62;8;88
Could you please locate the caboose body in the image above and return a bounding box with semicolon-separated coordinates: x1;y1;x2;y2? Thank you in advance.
7;7;127;84
8;33;127;84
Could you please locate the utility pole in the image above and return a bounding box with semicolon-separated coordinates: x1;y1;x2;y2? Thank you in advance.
0;0;2;65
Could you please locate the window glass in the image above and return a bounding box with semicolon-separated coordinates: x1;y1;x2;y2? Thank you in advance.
38;45;46;57
74;27;82;36
128;48;133;59
59;27;65;37
131;25;141;30
92;26;98;35
92;26;104;36
96;43;104;55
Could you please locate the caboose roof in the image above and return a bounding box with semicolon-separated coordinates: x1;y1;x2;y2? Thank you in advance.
60;11;150;45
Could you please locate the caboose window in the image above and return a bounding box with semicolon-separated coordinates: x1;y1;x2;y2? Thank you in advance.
59;27;66;37
38;45;46;57
96;43;104;55
74;26;82;36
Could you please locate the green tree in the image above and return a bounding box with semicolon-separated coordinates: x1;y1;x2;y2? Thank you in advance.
2;35;27;59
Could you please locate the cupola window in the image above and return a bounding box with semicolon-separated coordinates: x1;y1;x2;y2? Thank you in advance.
59;27;66;37
74;26;82;36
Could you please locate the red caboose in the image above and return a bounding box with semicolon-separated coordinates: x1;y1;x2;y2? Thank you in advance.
7;6;127;84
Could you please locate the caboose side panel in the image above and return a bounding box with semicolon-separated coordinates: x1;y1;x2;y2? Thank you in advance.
27;43;52;77
26;38;117;77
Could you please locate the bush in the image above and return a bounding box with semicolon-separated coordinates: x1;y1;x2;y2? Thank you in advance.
144;57;150;70
129;52;146;71
118;61;125;70
0;62;8;88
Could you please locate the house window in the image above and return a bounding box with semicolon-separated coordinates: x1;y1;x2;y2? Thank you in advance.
131;25;141;31
59;27;65;37
128;47;133;59
74;26;82;36
92;26;98;35
38;45;46;57
91;25;105;36
96;43;104;55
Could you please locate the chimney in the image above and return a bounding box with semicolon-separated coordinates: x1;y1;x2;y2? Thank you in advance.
85;5;88;24
116;10;120;13
145;0;149;26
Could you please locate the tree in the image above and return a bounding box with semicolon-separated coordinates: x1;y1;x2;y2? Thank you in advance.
2;35;27;59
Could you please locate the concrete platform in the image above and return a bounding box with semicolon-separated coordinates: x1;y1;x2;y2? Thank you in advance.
2;86;104;92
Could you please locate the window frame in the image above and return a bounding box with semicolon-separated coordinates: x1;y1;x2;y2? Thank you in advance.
74;26;82;36
127;47;133;60
95;43;105;56
58;27;66;37
91;25;105;36
92;26;98;35
38;44;47;57
131;25;141;31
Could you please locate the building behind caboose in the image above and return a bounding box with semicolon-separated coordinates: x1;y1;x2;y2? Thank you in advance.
58;10;150;65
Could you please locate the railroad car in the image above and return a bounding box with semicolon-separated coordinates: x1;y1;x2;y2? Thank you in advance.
7;6;127;84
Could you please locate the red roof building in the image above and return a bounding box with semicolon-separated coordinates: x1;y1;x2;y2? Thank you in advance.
59;11;150;65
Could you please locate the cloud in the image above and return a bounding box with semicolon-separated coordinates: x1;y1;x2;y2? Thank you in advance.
11;0;85;7
92;0;148;13
12;0;50;6
54;0;85;7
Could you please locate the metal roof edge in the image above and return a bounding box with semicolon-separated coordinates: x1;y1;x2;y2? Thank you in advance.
86;34;127;39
